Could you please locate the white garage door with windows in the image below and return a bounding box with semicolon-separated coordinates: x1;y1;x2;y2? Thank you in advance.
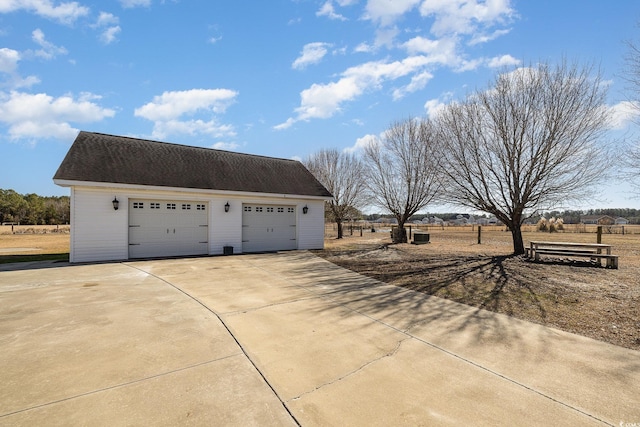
129;199;208;258
242;204;297;253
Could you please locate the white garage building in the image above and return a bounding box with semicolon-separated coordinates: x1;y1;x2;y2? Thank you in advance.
54;132;332;263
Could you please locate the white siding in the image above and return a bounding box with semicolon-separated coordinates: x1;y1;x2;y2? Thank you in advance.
70;188;128;263
209;198;242;255
297;200;325;250
68;185;327;262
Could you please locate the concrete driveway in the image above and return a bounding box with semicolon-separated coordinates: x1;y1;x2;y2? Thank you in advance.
0;252;638;426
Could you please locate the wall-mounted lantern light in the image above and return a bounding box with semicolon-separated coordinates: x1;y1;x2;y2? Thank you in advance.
302;205;308;215
224;202;230;213
112;197;119;211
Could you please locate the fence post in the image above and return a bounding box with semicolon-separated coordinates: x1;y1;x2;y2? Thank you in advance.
360;226;363;237
477;225;482;244
597;225;602;244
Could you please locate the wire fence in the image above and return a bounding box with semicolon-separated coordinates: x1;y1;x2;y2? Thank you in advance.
325;222;640;237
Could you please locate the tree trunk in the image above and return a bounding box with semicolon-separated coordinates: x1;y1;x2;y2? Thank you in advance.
336;220;343;239
392;223;408;243
511;224;525;255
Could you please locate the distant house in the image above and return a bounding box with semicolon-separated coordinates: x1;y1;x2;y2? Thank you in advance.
615;217;629;225
580;215;615;225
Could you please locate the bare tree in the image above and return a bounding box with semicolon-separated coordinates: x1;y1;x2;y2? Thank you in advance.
622;36;640;194
304;149;367;239
363;117;442;243
436;61;612;255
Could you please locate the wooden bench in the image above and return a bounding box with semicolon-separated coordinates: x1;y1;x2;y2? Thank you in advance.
528;241;619;269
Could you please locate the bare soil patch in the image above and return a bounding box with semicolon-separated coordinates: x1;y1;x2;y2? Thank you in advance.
314;226;640;351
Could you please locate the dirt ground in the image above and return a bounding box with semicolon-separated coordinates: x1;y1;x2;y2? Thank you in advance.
314;225;640;351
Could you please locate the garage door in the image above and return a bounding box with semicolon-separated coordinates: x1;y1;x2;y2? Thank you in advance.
129;199;208;258
242;204;297;253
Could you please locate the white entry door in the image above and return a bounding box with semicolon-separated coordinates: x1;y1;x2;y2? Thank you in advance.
129;199;208;258
242;204;297;253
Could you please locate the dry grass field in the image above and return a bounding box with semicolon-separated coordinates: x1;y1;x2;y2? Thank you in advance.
2;223;638;350
0;225;70;262
315;224;640;351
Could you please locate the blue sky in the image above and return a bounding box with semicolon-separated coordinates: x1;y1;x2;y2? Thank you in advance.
1;0;640;210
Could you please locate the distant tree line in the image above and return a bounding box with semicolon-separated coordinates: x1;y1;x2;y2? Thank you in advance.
0;189;70;225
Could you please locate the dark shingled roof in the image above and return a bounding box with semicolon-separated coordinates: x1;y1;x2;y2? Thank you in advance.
54;132;332;198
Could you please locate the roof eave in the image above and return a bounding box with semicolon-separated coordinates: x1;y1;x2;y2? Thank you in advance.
54;179;333;201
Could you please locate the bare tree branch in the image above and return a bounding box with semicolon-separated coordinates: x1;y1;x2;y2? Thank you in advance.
363;117;443;243
621;35;640;193
304;149;367;238
436;60;613;254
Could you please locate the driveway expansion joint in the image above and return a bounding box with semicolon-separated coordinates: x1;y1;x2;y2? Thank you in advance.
0;355;244;419
120;262;302;427
288;337;412;402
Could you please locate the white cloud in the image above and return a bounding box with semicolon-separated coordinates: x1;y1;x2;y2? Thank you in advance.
344;133;378;153
373;26;399;49
487;54;520;68
208;36;222;44
455;57;484;72
0;90;115;140
93;12;121;44
364;0;421;26
135;88;238;121
392;70;433;99
119;0;151;8
316;1;347;21
419;0;515;37
31;29;68;59
469;28;511;45
424;98;447;119
354;42;374;53
277;56;431;128
150;119;235;140
0;0;90;24
292;42;331;70
273;117;296;131
402;36;458;66
95;11;118;26
609;101;639;130
0;48;21;74
100;25;121;44
0;48;40;89
212;141;240;151
135;88;238;139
